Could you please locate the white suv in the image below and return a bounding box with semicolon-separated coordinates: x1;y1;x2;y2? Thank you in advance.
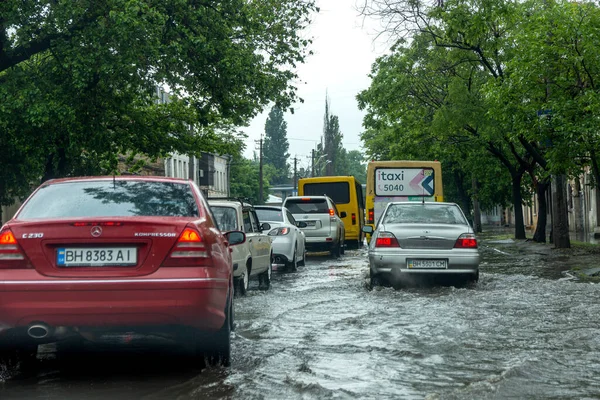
208;198;273;295
282;195;346;257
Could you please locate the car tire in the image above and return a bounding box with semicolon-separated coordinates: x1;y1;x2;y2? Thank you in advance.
0;340;38;373
298;247;306;266
235;264;250;297
207;294;232;367
289;247;298;272
258;257;272;290
331;241;341;258
369;269;384;289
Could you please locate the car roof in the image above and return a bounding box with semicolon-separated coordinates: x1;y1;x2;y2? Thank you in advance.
255;205;283;210
207;199;252;208
387;201;458;206
42;175;192;185
284;195;330;201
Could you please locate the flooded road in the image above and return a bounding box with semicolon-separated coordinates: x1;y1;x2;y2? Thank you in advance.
2;239;600;399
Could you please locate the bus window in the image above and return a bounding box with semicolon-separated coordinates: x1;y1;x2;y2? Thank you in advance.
303;182;350;204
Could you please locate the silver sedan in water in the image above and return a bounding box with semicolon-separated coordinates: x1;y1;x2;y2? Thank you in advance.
362;202;479;288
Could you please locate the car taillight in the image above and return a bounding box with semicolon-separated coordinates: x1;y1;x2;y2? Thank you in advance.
367;209;374;224
0;229;30;269
163;227;209;267
329;209;335;216
351;213;356;225
454;234;478;248
268;227;290;236
72;222;123;227
375;232;400;248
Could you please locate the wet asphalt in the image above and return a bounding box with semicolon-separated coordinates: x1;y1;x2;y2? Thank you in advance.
1;237;600;399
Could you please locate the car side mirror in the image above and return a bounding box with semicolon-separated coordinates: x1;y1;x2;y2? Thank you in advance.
296;221;308;228
260;222;271;231
340;211;347;218
362;226;374;234
226;231;246;245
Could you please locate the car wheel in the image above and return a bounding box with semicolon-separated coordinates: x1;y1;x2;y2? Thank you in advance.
0;341;38;372
330;241;341;258
258;257;272;290
298;247;306;266
207;294;232;367
235;264;249;297
289;247;298;272
369;269;384;289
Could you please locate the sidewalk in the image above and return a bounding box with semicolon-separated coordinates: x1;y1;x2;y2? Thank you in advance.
479;227;600;281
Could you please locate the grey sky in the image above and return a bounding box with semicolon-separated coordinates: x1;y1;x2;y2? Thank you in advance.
241;0;388;171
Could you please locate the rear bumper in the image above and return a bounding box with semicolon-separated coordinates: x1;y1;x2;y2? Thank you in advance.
0;268;229;334
369;249;479;282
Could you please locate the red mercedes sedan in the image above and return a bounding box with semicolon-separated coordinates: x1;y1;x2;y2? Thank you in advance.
0;176;245;366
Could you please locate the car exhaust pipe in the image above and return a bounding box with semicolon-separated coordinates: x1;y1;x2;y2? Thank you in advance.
27;323;53;340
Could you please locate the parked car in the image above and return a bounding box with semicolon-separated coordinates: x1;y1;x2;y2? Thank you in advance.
208;198;273;294
282;196;346;257
363;201;480;288
0;176;245;366
254;205;307;272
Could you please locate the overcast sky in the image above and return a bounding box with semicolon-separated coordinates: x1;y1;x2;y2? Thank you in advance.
241;0;389;172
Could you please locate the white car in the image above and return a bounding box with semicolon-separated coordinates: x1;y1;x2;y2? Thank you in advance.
282;195;346;258
208;199;273;295
254;205;307;272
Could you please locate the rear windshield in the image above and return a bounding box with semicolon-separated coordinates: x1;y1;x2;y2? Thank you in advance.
255;208;283;222
284;199;329;214
210;206;239;231
303;182;350;204
382;204;468;225
17;180;199;219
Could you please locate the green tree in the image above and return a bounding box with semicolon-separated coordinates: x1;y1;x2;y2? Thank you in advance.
321;95;344;176
0;0;317;208
345;150;367;183
263;106;290;184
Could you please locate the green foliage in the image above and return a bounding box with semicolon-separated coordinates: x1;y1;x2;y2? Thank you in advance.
263;106;290;184
318;95;345;176
0;0;317;205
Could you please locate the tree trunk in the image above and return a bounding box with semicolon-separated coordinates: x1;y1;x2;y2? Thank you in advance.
573;177;584;237
551;174;571;248
453;170;471;217
472;177;482;233
512;172;526;239
532;178;550;243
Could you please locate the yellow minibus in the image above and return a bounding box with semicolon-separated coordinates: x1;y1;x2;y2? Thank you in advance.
365;160;444;242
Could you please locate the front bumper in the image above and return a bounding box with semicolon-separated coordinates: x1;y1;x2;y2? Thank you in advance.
0;267;229;335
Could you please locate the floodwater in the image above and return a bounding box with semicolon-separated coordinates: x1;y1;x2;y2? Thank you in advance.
2;239;600;399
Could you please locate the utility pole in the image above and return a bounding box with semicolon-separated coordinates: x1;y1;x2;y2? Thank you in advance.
293;156;298;195
311;149;315;177
255;135;264;204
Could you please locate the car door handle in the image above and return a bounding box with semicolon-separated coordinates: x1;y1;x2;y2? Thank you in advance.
248;238;253;242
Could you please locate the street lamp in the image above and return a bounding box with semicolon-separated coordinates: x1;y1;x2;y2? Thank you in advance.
319;160;332;176
312;153;328;177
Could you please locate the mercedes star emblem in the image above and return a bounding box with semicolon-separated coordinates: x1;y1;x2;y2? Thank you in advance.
91;226;103;237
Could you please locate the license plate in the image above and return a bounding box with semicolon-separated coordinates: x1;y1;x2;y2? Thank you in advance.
408;259;447;269
57;247;137;267
305;221;316;226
